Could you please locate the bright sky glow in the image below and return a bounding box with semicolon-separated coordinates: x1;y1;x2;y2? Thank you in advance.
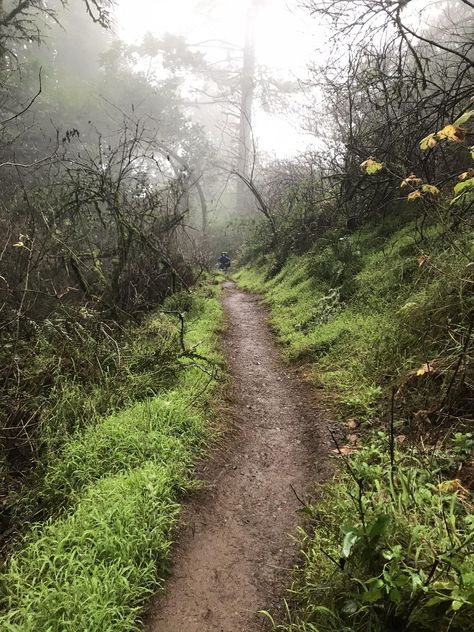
114;0;322;157
113;0;436;158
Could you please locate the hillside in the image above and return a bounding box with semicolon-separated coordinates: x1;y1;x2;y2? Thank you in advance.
235;212;474;631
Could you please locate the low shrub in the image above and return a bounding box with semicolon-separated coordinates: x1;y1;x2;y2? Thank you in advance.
268;436;474;632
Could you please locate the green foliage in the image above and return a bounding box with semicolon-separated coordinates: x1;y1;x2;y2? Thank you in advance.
235;218;473;418
0;464;182;631
0;283;224;631
269;439;474;632
21;397;201;517
0;306;182;466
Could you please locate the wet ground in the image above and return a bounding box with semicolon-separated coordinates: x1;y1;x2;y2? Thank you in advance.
146;283;332;632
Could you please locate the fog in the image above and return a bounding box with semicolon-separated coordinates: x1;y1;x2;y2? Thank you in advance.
0;0;472;317
113;0;321;158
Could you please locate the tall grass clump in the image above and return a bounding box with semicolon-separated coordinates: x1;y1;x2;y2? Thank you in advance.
0;281;225;631
1;464;183;631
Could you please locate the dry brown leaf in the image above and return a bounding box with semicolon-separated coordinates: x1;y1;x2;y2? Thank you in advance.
438;479;470;499
437;124;466;142
401;173;423;188
332;445;353;456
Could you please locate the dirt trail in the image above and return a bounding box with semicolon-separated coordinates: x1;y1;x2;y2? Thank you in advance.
146;283;331;632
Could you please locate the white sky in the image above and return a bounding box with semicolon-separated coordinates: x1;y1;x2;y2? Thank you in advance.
113;0;439;158
114;0;323;157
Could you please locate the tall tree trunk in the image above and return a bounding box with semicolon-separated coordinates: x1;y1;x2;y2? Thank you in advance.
236;1;258;215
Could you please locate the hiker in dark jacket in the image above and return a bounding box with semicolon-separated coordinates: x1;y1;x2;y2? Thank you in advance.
217;252;231;271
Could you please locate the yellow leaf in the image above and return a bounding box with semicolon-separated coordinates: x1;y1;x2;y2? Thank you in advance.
470;146;474;160
13;242;25;248
416;362;432;376
437;124;466;142
460;168;474;182
407;190;422;201
421;184;440;196
360;157;384;174
417;255;429;267
420;133;437;151
401;173;423;188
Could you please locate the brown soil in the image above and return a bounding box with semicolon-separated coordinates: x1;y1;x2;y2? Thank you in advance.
145;282;333;632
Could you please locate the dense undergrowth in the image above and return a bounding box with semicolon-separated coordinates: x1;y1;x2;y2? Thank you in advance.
235;214;474;631
1;302;182;512
0;281;224;631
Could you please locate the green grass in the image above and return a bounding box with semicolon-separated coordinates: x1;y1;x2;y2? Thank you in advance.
0;281;225;631
268;436;474;632
34;396;203;512
1;464;182;632
235;221;473;416
236;219;474;631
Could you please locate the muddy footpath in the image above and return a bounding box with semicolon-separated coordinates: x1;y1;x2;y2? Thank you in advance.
146;282;332;632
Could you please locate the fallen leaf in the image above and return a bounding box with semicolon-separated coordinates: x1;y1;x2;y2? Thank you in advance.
347;419;359;430
417;255;430;267
332;445;353;456
347;434;359;445
395;435;406;445
416;362;433;376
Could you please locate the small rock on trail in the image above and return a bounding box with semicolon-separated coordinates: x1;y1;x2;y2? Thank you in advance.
145;283;331;632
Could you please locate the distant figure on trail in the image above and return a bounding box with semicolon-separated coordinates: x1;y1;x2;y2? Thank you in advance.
217;251;231;273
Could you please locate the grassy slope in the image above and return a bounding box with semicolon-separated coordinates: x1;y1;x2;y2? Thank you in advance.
235;221;474;632
0;282;224;631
